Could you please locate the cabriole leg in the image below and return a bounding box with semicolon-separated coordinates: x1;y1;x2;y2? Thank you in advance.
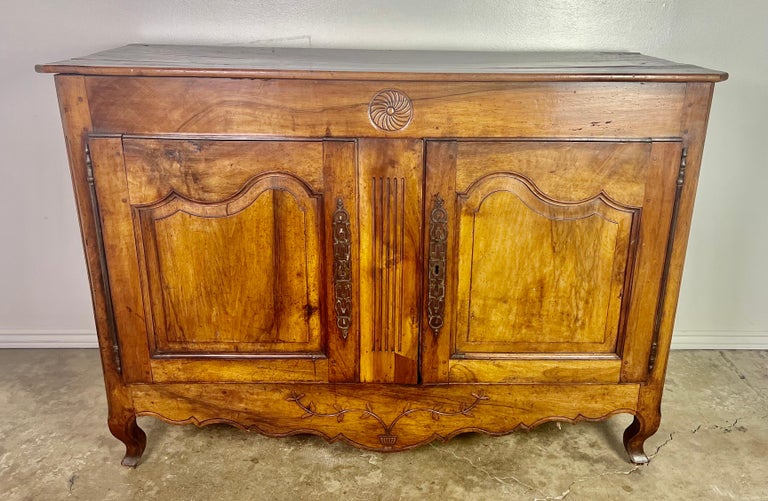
623;413;660;464
108;413;147;467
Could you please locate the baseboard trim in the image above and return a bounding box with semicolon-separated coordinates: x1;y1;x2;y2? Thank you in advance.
0;330;765;350
670;331;768;350
0;330;98;348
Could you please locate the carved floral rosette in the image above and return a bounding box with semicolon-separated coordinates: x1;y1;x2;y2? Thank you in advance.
368;89;414;132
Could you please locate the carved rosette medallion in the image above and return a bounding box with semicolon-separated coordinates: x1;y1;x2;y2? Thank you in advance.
332;198;352;339
428;194;448;336
368;89;414;132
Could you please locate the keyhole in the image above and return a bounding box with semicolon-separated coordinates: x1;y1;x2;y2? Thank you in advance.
434;264;440;275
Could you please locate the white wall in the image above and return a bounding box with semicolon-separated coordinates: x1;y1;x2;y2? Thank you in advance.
0;0;765;348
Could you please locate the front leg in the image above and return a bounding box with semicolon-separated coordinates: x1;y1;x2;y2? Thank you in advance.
108;413;147;467
623;412;660;464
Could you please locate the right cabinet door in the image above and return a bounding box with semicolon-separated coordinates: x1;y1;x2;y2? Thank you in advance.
421;140;682;384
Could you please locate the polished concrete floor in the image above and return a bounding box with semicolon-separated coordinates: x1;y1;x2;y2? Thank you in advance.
0;349;766;500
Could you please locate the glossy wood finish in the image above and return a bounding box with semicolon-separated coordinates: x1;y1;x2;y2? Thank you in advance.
423;140;681;385
127;139;325;355
624;83;719;463
131;382;641;451
40;46;724;466
53;75;146;465
82;77;689;139
89;137;357;384
451;142;640;355
358;140;423;383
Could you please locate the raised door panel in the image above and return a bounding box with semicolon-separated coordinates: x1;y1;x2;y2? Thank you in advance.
454;176;635;354
90;137;358;383
422;140;680;384
138;179;322;354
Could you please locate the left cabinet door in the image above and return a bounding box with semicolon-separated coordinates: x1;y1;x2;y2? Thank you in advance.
88;137;358;383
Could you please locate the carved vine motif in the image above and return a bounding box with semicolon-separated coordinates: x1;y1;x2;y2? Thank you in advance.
286;391;489;448
428;194;448;336
332;198;352;339
368;89;414;132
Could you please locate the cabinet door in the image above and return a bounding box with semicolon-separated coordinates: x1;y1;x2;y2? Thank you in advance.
89;137;358;383
422;140;681;384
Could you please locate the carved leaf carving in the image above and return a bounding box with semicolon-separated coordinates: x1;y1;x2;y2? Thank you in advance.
428;194;448;336
332;198;353;339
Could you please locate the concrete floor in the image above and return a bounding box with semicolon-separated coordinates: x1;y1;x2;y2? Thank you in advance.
0;350;766;500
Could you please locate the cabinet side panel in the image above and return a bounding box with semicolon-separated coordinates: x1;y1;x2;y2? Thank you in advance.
620;141;682;382
358;139;423;383
53;75;141;423
53;76;112;367
650;83;716;385
89;138;153;382
628;84;716;450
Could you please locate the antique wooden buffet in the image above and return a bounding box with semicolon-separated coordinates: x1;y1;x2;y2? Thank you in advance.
37;45;726;466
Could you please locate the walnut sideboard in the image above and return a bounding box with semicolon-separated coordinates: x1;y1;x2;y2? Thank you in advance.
37;45;726;466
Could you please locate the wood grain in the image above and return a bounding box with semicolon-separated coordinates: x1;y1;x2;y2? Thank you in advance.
149;358;328;383
85;77;688;139
131;381;641;451
122;138;325;204
55;76;147;465
90;137;361;383
448;359;621;384
143;187;323;352
453;173;635;354
624;83;716;462
453;141;651;206
619;141;682;382
42;49;724;465
358;139;422;383
89;138;153;382
322;141;360;382
126;139;325;359
424;140;661;384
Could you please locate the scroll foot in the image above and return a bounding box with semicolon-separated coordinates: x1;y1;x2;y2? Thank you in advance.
623;415;659;464
109;414;147;467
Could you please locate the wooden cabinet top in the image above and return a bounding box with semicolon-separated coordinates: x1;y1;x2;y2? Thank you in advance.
36;44;727;82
